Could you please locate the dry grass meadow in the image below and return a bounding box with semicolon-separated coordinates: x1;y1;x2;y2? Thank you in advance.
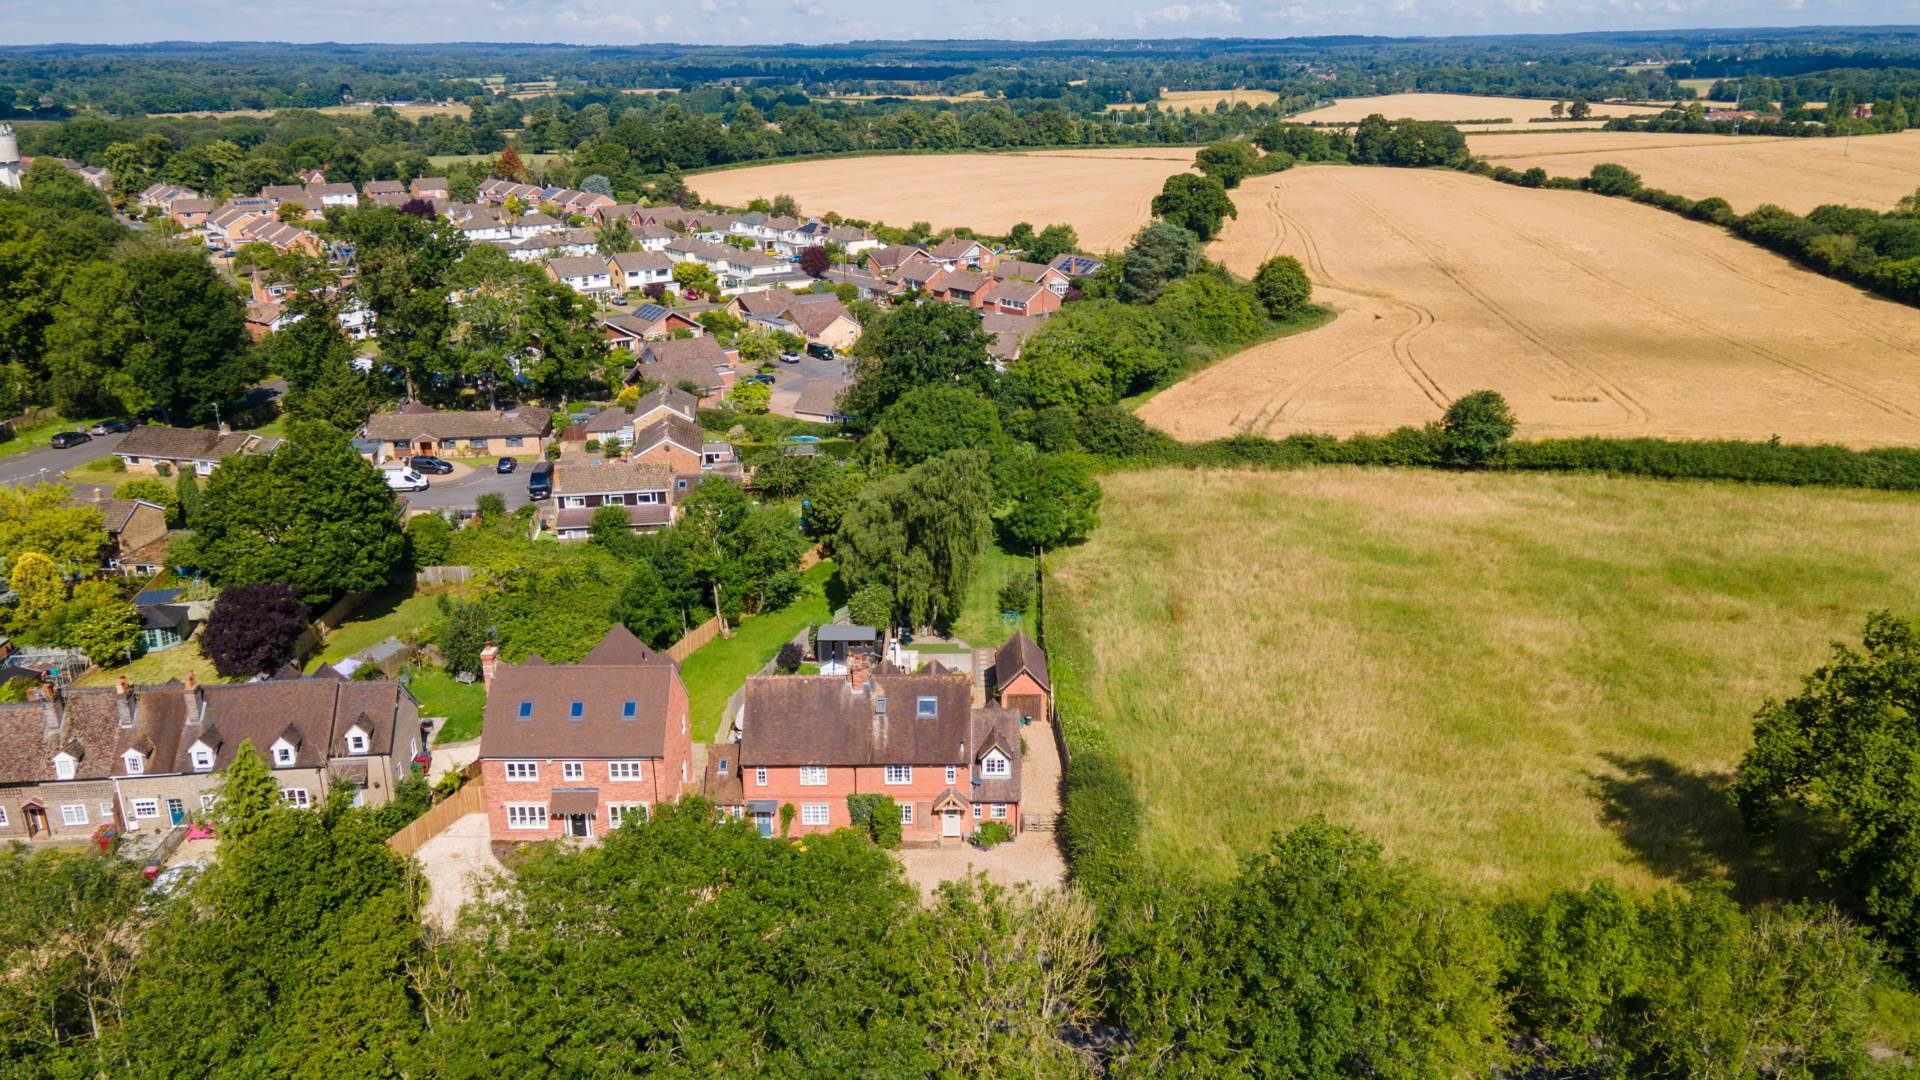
1473;129;1920;213
1137;165;1920;448
1048;467;1920;894
1106;89;1282;112
1289;92;1667;131
688;147;1197;253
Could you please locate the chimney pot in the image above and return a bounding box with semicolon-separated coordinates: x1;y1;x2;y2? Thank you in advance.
480;642;500;692
116;675;129;696
183;670;196;693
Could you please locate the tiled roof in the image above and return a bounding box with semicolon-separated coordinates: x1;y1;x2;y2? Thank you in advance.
553;459;673;496
993;631;1050;694
633;414;704;455
364;407;552;442
739;672;973;767
117;425;268;463
793;379;846;418
547;255;609;280
478;627;684;760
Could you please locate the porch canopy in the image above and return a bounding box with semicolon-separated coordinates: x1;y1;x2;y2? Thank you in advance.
549;788;600;816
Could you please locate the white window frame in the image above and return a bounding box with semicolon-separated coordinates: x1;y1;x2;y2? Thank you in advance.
98;802;112;820
754;767;767;787
982;751;1010;778
123;751;145;775
608;760;646;781
800;802;830;827
562;761;585;782
944;765;957;784
992;803;1008;820
273;745;295;767
53;754;75;781
60;804;88;826
191;749;214;772
798;765;827;786
916;696;937;718
608;803;648;829
899;803;913;825
973;803;983;820
281;788;310;809
200;794;219;811
346;730;368;755
506;803;548;830
504;761;539;782
0;806;9;827
883;765;912;786
131;798;159;819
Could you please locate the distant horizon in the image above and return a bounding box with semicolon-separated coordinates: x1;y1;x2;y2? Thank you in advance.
2;3;1915;50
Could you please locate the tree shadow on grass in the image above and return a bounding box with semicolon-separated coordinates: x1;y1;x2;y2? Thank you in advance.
1589;753;1833;906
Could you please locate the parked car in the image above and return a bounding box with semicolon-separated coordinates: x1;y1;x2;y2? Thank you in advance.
409;455;454;475
527;460;553;499
496;456;517;474
610;294;627;305
88;419;131;436
805;343;836;361
778;352;803;364
385;469;429;493
745;374;775;385
48;431;90;449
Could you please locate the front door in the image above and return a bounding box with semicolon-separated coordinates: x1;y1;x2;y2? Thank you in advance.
569;813;592;839
166;799;185;826
754;812;773;838
941;810;961;838
25;807;46;838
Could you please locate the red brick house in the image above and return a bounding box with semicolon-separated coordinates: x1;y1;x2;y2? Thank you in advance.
990;631;1051;724
477;626;694;841
724;663;1024;842
979;279;1062;317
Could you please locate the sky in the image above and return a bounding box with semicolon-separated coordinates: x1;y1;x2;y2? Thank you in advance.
0;0;1911;45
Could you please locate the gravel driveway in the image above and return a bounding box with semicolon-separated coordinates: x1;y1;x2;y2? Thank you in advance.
412;812;502;931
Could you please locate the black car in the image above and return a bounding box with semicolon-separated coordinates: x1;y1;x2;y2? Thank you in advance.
495;456;517;474
87;419;131;436
48;431;91;449
409;455;454;475
527;460;553;500
805;342;836;361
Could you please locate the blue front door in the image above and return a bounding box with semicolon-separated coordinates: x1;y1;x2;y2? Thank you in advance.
755;813;773;838
167;798;185;826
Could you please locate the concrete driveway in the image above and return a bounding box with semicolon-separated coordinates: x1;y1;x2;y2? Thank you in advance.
413;811;503;931
765;355;848;419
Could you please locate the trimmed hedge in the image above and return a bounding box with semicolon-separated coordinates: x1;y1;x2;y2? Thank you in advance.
1057;750;1144;897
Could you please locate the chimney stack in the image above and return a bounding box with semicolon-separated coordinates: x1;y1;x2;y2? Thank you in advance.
183;670;203;723
115;675;133;728
480;642;499;692
848;649;871;692
116;675;129;696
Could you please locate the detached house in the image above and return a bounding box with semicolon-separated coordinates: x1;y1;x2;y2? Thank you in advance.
84;496;169;577
629;336;733;398
544;460;676;540
600;304;703;351
723;662;1024;841
116;425;279;476
979;279;1062;318
410;176;450;200
930;236;996;272
362;405;553;461
606;250;675;294
545;255;614;297
478;626;693;840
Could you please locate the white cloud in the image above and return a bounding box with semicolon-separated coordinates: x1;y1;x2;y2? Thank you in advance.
1136;1;1243;25
792;0;828;14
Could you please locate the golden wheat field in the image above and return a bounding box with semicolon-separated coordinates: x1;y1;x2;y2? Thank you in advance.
689;148;1198;253
1137;165;1920;448
1289;92;1667;131
1106;88;1282;112
1048;467;1920;892
1473;129;1920;213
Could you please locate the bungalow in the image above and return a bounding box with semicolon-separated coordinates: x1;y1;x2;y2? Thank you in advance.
930;268;995;308
724;663;1023;841
477;626;692;841
792;379;848;424
1048;254;1103;290
410;177;450;200
116;425;278;476
890;260;943;295
981;310;1050;365
607;250;675;293
979;279;1062;318
168;197;214;229
930;236;996;271
786;297;862;351
630;336;733;398
545;460;676;540
865;244;933;278
362;405;553;461
362;179;405;200
546;255;614;297
237;218;325;258
994;259;1074;294
600;304;703;351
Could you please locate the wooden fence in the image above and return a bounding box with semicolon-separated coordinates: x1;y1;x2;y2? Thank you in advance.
388;761;486;856
666;616;723;663
416;565;475;586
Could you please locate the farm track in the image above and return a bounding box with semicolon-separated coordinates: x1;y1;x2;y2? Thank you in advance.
1137;166;1920;448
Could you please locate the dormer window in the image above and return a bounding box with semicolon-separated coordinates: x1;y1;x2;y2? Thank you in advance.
52;753;75;781
981;749;1009;778
122;750;144;775
271;739;296;767
916;696;938;718
345;728;369;755
190;744;214;772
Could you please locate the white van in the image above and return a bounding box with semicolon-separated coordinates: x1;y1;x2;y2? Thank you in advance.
385;468;429;493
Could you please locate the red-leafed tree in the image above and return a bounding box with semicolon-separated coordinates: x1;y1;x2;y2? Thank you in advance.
799;245;830;278
201;582;309;678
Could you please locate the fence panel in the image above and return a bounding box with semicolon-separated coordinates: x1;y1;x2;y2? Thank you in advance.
387;776;487;856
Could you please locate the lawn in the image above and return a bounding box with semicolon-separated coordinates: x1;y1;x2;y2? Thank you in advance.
409;669;487;743
73;637;236;689
681;560;837;741
306;587;452;670
949;538;1035;649
1048;466;1920;898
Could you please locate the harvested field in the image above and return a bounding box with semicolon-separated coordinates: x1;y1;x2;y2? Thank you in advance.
1049;466;1920;892
1107;88;1281;112
1473;129;1920;213
689;148;1198;253
1290;92;1666;131
1138;165;1920;448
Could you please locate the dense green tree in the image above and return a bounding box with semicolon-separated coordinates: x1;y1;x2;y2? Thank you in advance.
1118;221;1198;304
1194;139;1260;188
1150;174;1237;240
405;512;454;568
1736;612;1920;969
1436;389;1517;467
836;449;993;631
436;596;490;677
64;590;142;666
258;291;373;430
847;581;894;630
1002;453;1102;553
875;385;1004;467
1153;273;1264;347
0;483;107;576
191;420;408;603
175;470;200;529
113;477;181;527
1016;301;1180;410
1588;161;1643;196
1027;223;1081;265
842;302;996;425
1253;254;1312;318
45;246;259;421
334;205;469;402
612;556;681;649
201;581;309;678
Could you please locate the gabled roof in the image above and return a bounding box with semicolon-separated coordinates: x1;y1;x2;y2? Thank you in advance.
1050;254;1103;277
117;425;271;463
547;255;610;280
633;414;705;457
982;279;1050;306
931;236;986;260
478;626;684;760
553;459;673;497
580;624;670;666
993;631;1050;695
788;301;856;337
636;337;730;393
363;407;553;442
739;671;973;768
609;250;671;273
793;379;847;419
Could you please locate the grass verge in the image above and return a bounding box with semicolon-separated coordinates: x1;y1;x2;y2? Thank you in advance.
681;560;836;742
